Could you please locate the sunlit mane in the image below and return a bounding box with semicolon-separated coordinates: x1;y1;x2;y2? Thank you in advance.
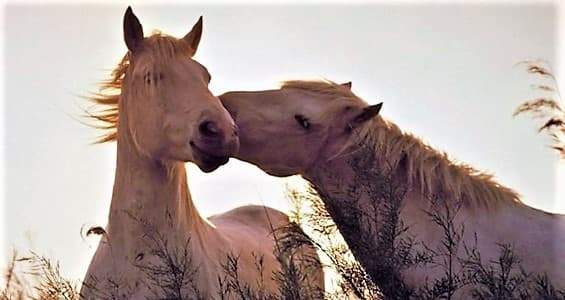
87;32;193;143
281;80;365;103
356;117;522;210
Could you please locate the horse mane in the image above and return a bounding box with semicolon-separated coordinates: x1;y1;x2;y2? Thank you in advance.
281;79;364;103
357;117;523;210
281;79;522;210
87;32;193;143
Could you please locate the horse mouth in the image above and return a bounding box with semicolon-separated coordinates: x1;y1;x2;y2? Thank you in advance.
190;141;229;172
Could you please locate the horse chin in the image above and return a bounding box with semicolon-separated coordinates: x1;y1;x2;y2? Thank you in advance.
262;166;299;177
196;157;229;173
190;143;230;172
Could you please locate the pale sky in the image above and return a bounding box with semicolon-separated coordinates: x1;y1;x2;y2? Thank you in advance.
1;1;563;282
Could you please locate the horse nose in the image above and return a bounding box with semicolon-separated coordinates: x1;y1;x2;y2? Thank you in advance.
199;120;221;138
196;115;239;156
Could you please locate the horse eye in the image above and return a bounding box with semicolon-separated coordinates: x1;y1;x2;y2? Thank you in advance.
294;114;310;129
144;72;151;84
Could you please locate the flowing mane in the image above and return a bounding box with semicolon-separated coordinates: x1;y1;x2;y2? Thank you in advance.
87;32;194;143
358;116;523;210
281;79;363;103
281;79;522;210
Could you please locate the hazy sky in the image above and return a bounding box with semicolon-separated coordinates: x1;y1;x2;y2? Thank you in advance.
2;1;563;281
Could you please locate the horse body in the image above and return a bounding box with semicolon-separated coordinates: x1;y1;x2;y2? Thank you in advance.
308;151;565;290
220;80;565;293
82;9;323;299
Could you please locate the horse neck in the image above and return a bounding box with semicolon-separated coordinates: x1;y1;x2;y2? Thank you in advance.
106;120;208;246
305;123;442;226
304;139;479;281
305;123;565;276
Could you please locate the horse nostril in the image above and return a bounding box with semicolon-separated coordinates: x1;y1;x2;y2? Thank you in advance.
199;120;220;137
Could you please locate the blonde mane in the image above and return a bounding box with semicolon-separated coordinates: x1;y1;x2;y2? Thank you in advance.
87;32;194;143
281;79;365;103
357;117;522;210
281;80;522;210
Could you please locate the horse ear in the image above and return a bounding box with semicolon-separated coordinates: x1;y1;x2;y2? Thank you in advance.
123;6;144;52
182;16;203;56
348;102;382;130
341;81;352;89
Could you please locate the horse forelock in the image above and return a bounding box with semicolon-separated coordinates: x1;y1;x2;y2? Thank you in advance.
280;79;365;104
87;33;193;143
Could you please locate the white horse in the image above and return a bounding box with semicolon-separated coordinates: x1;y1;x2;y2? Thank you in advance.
220;80;565;294
81;9;323;299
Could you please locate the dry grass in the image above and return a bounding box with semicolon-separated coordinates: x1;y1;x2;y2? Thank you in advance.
1;251;79;300
3;165;564;300
514;60;565;158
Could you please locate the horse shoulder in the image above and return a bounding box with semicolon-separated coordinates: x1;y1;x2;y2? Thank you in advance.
209;205;325;294
209;204;290;232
